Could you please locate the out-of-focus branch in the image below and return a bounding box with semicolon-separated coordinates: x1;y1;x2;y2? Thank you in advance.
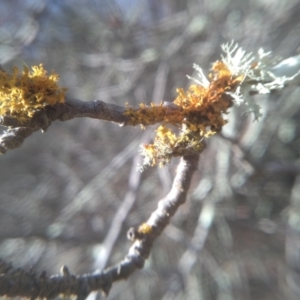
94;150;144;271
0;154;199;299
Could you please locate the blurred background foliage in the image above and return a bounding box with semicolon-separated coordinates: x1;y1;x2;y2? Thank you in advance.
1;0;300;299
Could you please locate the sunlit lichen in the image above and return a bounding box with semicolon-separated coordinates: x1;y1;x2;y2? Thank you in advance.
137;223;153;235
0;64;66;121
125;42;300;167
126;58;237;167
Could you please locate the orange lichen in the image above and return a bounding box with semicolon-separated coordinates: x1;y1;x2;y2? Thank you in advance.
125;102;184;128
0;64;66;121
126;60;242;166
137;223;153;235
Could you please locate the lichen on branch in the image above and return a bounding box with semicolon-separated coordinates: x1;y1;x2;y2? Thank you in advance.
124;42;300;167
1;42;299;161
0;64;66;121
125;60;241;167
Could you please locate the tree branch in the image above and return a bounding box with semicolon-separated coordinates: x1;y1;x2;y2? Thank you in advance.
0;98;129;154
0;98;180;154
0;154;199;299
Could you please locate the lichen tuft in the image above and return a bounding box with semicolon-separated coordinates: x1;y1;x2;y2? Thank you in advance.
0;64;66;121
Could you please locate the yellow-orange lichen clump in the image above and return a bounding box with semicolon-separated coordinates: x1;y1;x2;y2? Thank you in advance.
0;64;66;121
125;60;243;167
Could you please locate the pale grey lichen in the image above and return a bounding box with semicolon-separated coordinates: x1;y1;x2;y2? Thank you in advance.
219;41;300;120
221;40;254;77
186;63;210;88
